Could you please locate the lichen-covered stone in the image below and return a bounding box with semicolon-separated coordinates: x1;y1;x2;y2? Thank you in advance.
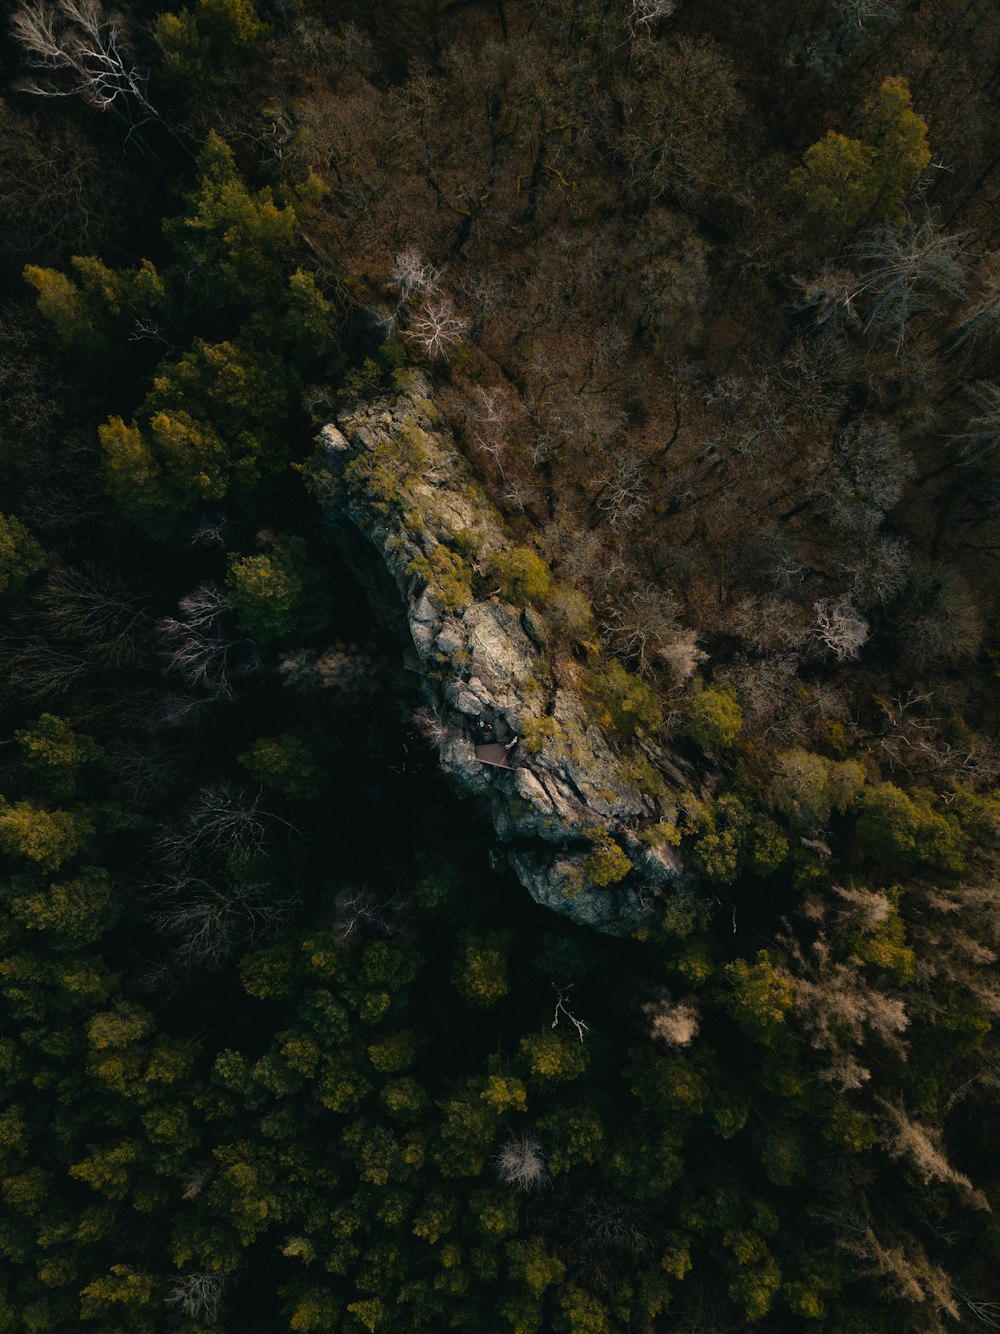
309;372;690;933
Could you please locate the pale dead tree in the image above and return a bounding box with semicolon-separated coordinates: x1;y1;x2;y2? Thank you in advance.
551;984;588;1041
629;0;678;29
467;385;513;481
812;596;869;660
778;928;909;1087
391;246;440;301
180;1165;212;1201
11;0;164;137
596;452;650;529
602;583;705;679
496;1134;548;1190
816;419;912;533
187;515;228;550
37;563;149;667
952;381;1000;466
952;1280;1000;1330
330;885;414;943
642;995;700;1047
817;1193;961;1324
847;222;972;350
833;0;899;38
151;867;298;967
165;1271;227;1323
405;296;470;362
157;584;258;698
877;1099;989;1209
154;782;276;869
412;705;448;747
843;534;911;609
951;252;1000;350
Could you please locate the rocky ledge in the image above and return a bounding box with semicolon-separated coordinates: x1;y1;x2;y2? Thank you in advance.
309;371;694;932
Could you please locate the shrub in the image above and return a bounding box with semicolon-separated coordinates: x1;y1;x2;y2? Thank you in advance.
588;659;662;738
490;547;551;606
582;828;632;886
408;545;473;612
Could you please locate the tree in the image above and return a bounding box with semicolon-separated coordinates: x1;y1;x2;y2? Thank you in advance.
848;221;971;348
404;296;470;362
496;1135;548;1190
157;582;258;697
15;713;102;797
683;683;742;752
452;932;510;1009
790;77;930;232
239;731;327;799
226;536;329;642
156;0;267;89
0;799;93;871
11;0;165;137
0;513;46;595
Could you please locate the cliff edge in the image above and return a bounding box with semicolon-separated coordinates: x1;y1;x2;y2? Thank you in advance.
308;371;696;932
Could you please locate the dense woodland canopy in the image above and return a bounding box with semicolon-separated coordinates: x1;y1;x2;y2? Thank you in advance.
1;0;1000;1329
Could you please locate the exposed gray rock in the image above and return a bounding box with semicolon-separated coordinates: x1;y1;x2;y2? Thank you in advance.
309;371;691;933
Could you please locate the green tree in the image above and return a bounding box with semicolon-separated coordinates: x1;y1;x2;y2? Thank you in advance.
0;801;93;872
239;731;328;798
0;514;47;595
490;547;552;606
683;682;742;753
157;0;268;88
226;535;330;642
451;932;510;1009
790;76;930;232
15;715;102;798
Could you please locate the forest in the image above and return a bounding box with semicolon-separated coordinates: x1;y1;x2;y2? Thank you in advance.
1;0;1000;1329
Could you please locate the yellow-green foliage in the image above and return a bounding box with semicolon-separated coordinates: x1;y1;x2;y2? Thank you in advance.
768;749;865;826
521;716;569;758
588;659;662;738
451;931;510;1009
157;0;267;87
226;535;329;642
679;792;751;884
409;545;473;612
238;731;327;799
518;1031;588;1084
479;1073;528;1114
582;828;632;886
790;76;930;231
851;890;915;984
683;682;742;753
490;547;551;606
24;256;163;353
15;714;102;798
724;952;794;1042
343;426;427;514
0;513;47;595
0;800;94;872
856;781;967;870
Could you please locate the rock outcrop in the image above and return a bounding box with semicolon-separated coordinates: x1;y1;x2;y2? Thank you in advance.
309;371;694;933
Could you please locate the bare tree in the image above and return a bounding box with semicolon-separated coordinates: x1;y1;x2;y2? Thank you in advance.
11;0;164;141
391;246;441;301
330;885;414;943
405;296;470;362
157;584;258;698
37;563;149;667
165;1271;228;1323
496;1134;548;1190
153;782;288;871
642;995;700;1047
848;222;972;350
151;870;296;967
812;597;869;661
